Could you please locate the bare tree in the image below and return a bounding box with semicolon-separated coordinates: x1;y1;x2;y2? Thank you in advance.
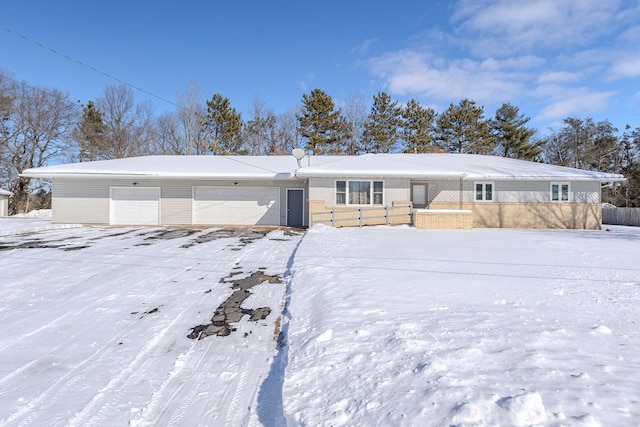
244;97;277;155
155;82;208;155
343;93;367;154
95;84;156;159
0;76;77;213
275;107;303;155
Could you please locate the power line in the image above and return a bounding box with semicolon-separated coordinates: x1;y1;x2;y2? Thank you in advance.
1;26;179;108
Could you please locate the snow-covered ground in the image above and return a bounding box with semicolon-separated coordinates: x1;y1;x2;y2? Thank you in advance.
284;225;640;426
0;211;81;237
0;225;302;426
2;221;639;427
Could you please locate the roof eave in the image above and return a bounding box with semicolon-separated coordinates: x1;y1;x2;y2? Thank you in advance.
20;172;298;180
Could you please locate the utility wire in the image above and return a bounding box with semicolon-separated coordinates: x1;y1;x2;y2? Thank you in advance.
1;25;179;108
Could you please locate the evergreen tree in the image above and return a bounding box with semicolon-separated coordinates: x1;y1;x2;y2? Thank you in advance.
402;98;437;153
361;92;402;153
297;89;345;155
435;99;495;154
492;103;539;161
204;93;243;155
73;101;109;161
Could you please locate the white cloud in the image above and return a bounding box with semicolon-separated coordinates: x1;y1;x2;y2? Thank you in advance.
537;71;581;84
352;38;378;55
610;55;640;78
534;87;615;121
452;0;623;55
369;50;525;105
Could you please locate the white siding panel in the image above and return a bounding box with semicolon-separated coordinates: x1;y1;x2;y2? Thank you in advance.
573;181;601;203
52;178;305;225
308;177;409;206
193;187;280;225
428;180;602;204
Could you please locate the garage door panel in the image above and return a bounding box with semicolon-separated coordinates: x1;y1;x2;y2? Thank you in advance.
110;187;160;225
193;187;280;225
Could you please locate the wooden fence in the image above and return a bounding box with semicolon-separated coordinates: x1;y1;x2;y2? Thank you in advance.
310;205;413;227
602;207;640;227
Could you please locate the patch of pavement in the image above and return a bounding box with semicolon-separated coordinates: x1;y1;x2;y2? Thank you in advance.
188;270;282;339
181;229;271;249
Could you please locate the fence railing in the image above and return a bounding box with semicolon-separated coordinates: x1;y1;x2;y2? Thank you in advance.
310;205;414;227
602;207;640;227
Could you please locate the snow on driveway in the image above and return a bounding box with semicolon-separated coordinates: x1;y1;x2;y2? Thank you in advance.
0;226;302;426
284;225;640;426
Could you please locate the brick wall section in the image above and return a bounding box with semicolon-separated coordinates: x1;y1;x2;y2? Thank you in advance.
415;210;473;229
429;202;602;229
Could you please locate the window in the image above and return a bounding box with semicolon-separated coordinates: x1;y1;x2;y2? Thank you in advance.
335;180;383;205
551;182;570;202
349;181;370;204
336;181;346;205
474;181;494;201
373;181;383;205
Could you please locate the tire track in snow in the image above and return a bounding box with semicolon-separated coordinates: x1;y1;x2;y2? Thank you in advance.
66;230;291;426
2;237;233;425
130;231;301;426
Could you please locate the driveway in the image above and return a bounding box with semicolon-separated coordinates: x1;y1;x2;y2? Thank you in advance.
0;226;303;426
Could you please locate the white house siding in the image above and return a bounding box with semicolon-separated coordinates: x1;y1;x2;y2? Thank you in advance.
308;177;409;206
427;180;601;204
52;178;307;226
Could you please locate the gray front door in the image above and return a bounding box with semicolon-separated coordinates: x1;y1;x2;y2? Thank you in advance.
287;189;304;227
411;183;428;209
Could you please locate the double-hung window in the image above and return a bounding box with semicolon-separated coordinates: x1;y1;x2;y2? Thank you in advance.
551;182;570;202
474;181;494;201
336;180;383;205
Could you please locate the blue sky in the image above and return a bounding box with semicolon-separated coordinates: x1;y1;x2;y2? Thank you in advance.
2;0;640;135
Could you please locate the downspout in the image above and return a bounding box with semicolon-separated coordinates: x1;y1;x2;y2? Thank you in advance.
459;174;466;210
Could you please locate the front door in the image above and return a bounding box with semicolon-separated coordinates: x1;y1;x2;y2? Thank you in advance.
287;189;304;227
411;183;428;209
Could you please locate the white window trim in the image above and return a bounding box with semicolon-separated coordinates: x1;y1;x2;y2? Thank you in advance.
550;182;571;202
335;179;384;206
474;181;495;202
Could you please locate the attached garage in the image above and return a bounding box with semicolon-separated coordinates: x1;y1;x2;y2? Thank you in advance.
110;187;160;225
193;186;280;225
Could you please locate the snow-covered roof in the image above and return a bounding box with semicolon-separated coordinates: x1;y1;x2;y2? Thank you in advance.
0;189;12;196
296;153;625;182
21;154;625;182
21;155;317;180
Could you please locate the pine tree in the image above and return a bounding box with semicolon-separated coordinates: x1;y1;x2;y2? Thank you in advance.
73;101;109;161
493;103;539;160
435;99;495;154
204;93;243;155
361;92;402;153
402;98;437;153
297;89;345;155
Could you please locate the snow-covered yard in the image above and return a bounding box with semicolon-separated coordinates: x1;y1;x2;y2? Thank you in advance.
1;219;639;427
283;225;640;426
0;221;302;426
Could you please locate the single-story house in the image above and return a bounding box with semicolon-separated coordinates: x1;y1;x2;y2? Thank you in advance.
21;153;625;229
0;189;12;217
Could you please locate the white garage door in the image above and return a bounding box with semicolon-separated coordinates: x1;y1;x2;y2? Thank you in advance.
110;187;160;225
193;186;280;225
